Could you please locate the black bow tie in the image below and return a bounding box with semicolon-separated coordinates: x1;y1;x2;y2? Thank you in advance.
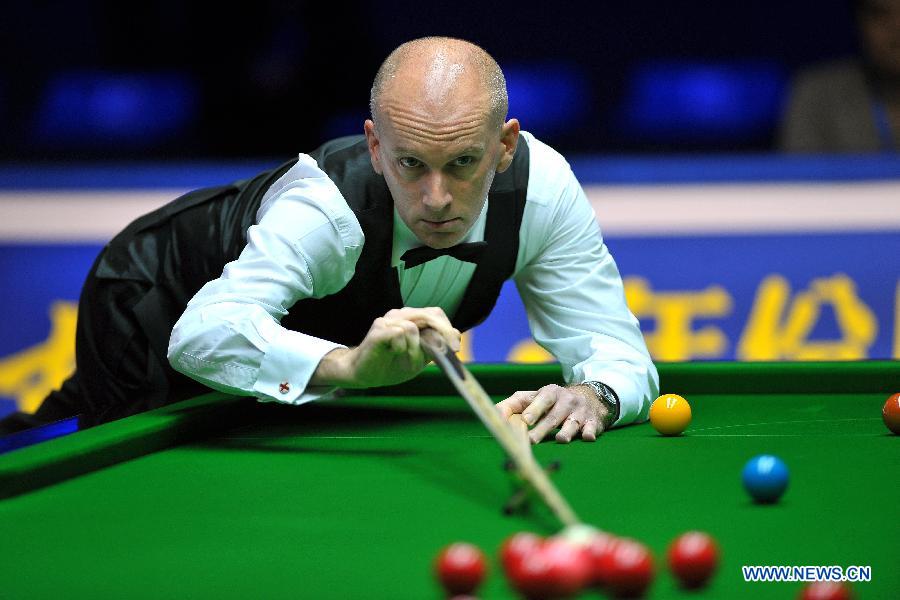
400;241;488;268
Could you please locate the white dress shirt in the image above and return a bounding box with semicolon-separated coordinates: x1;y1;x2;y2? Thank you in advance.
168;132;659;426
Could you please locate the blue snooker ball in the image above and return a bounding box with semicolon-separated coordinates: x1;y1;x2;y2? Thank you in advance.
742;455;789;503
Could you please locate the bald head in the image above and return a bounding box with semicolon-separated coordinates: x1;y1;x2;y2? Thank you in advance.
369;37;508;131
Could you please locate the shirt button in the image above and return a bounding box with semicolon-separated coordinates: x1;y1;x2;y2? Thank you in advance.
279;382;290;394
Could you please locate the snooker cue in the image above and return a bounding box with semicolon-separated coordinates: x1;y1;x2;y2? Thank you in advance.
507;414;532;458
420;328;580;528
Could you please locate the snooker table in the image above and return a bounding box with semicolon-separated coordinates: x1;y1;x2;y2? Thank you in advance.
1;361;897;599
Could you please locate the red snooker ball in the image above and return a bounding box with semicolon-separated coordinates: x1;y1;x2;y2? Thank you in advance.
667;531;719;588
506;537;591;599
605;538;654;598
798;581;854;600
500;531;544;574
434;542;487;596
883;393;900;435
584;531;620;587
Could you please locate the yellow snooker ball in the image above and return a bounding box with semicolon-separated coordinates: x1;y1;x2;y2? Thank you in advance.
649;394;692;436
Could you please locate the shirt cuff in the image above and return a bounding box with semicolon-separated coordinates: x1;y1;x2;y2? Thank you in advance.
253;327;345;405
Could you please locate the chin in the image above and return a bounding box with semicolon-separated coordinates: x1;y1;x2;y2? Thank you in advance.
419;232;464;249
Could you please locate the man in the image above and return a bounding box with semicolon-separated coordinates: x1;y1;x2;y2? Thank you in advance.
779;0;900;152
3;37;658;444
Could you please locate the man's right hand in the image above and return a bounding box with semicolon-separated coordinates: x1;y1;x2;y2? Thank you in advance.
310;307;461;389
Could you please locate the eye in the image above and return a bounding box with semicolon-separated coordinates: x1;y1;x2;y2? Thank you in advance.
452;156;476;167
398;157;423;169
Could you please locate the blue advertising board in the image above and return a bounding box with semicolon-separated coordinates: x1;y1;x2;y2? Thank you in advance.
473;233;898;363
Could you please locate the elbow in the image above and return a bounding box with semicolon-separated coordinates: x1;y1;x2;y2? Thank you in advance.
166;320;218;387
167;317;192;374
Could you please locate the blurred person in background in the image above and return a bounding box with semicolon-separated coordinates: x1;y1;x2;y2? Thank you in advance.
779;0;900;152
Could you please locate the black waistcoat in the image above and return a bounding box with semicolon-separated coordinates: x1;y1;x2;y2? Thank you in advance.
95;136;529;360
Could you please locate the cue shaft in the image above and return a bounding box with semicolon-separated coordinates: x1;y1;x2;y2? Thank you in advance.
420;328;580;527
507;414;532;458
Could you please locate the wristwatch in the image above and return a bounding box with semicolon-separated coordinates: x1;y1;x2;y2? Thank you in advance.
581;381;620;427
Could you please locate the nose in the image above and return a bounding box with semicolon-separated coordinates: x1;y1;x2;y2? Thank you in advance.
421;172;452;212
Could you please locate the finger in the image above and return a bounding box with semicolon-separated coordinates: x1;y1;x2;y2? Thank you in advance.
521;387;560;426
495;390;537;419
419;323;461;352
388;324;409;354
555;414;584;443
385;307;450;328
388;307;461;352
403;323;424;364
376;318;413;348
368;318;402;348
386;306;449;320
376;318;417;356
528;404;570;444
581;417;600;442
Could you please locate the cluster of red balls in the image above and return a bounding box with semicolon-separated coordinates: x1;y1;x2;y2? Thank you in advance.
434;528;719;598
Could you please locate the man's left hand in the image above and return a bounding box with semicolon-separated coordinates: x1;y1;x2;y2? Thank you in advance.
495;384;612;444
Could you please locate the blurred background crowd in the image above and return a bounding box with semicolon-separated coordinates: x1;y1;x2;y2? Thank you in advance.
1;0;897;161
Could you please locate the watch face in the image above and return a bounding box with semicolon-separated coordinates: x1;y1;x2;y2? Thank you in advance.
585;381;620;424
593;382;616;404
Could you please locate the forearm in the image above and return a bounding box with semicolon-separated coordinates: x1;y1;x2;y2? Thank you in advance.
168;301;344;404
309;347;355;387
523;291;659;427
515;166;658;426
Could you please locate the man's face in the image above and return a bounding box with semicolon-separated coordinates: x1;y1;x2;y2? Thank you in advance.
365;85;518;249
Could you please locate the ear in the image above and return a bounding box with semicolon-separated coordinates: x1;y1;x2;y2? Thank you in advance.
364;119;383;175
495;119;521;174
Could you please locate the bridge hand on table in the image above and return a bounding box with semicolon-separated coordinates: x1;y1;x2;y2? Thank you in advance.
495;384;610;444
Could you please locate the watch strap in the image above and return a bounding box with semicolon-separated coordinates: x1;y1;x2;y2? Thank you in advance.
582;380;620;427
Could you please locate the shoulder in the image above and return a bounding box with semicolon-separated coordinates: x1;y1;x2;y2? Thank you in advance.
257;153;363;248
261;154;338;206
519;131;577;208
514;132;594;270
521;131;579;214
